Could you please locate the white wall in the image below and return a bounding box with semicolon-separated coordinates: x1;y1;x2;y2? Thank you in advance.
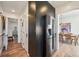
2;12;19;37
1;11;19;51
56;2;79;15
8;20;18;36
0;6;3;13
21;4;28;52
59;10;79;35
54;2;79;50
18;2;28;53
18;18;21;43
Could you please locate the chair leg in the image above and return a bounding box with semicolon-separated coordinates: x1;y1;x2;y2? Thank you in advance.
12;37;14;41
62;39;64;43
61;38;63;43
75;40;77;46
71;40;73;44
75;42;76;46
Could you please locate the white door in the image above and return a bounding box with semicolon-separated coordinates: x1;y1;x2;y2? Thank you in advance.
19;14;28;52
5;17;8;50
0;16;3;55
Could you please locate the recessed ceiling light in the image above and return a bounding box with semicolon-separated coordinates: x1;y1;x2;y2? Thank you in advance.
40;6;47;14
12;10;15;12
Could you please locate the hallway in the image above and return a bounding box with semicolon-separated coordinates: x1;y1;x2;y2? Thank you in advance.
1;40;29;57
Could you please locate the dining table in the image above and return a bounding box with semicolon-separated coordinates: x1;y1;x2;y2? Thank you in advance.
59;32;78;46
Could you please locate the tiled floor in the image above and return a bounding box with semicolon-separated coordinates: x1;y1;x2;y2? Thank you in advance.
52;42;79;57
1;40;29;57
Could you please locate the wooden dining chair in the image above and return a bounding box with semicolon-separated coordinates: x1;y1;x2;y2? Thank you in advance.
59;33;64;43
64;33;73;44
74;35;79;46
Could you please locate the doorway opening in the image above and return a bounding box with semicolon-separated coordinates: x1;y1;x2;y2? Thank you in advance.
8;18;18;43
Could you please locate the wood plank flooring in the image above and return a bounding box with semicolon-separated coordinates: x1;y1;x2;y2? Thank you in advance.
1;40;29;57
52;42;79;57
2;39;79;57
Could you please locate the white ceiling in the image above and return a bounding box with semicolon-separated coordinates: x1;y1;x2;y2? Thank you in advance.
49;1;79;8
49;1;79;14
60;10;79;19
48;1;71;8
1;1;79;17
0;1;27;16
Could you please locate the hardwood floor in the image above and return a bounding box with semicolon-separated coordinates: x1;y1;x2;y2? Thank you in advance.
1;40;29;57
52;42;79;57
2;39;79;57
